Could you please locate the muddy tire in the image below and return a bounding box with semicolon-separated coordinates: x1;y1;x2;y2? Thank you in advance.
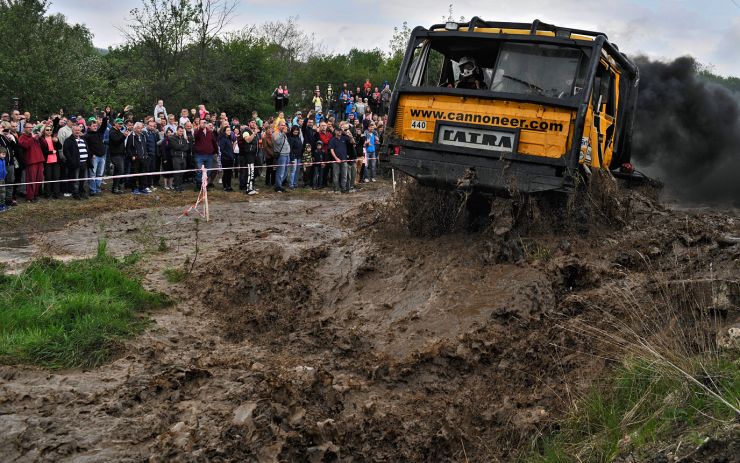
571;172;591;236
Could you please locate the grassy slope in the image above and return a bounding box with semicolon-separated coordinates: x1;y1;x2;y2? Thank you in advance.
0;241;169;369
528;355;739;462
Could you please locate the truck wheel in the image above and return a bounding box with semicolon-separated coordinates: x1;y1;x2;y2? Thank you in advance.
571;172;591;236
463;192;491;232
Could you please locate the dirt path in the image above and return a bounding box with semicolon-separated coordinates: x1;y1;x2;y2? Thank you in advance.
0;184;738;462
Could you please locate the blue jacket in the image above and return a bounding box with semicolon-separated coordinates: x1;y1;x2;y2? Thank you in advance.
0;157;7;180
218;135;234;161
144;130;158;157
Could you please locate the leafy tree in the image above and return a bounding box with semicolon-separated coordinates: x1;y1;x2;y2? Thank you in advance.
0;0;102;116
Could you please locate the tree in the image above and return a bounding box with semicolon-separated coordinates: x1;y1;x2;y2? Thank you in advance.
0;0;102;115
122;0;196;105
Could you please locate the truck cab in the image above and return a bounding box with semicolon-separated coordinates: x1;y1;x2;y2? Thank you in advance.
386;17;639;194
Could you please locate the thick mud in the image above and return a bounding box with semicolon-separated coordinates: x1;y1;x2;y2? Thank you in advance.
0;182;738;462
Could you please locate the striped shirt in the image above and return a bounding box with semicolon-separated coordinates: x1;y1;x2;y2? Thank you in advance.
76;137;89;162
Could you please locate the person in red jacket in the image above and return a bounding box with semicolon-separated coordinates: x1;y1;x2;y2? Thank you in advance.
18;122;45;202
193;120;218;191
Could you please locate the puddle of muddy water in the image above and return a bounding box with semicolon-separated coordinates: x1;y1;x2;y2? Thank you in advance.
0;235;38;272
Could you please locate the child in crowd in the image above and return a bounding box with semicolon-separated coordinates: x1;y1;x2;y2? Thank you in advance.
0;147;7;212
312;141;323;189
302;142;313;188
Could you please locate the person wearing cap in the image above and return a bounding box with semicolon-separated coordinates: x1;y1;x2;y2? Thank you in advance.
84;115;108;195
18;122;45;202
108;118;127;194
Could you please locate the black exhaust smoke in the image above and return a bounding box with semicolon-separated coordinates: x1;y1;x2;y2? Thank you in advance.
631;56;740;205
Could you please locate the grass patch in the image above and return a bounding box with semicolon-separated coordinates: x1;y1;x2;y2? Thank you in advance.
163;267;187;283
0;241;169;369
528;355;738;462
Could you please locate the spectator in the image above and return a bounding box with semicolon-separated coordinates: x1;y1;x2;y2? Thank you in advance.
193;120;217;191
84;115;108;195
328;126;353;194
251;110;263;129
372;87;381;114
154;99;167;121
317;122;332;189
62;124;90;200
261;123;275;187
125;122;148;195
179;109;190;126
301;142;313;188
272;120;290;192
0;147;7;212
18;122;45;202
239;120;259;195
287;124;303;189
165;114;178;133
0;121;18;206
364;122;379;183
161;127;175;190
218;126;235;192
143;120;160;192
381;83;392;115
108;118;126;194
40;124;62;199
349;125;363;190
312;90;323;113
168;126;189;192
355;98;366;122
273;85;285;112
311;140;323;189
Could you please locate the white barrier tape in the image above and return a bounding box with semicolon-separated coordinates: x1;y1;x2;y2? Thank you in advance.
177;165;210;221
1;156;380;189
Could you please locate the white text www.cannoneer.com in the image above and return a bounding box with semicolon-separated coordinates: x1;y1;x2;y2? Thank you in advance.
409;109;565;132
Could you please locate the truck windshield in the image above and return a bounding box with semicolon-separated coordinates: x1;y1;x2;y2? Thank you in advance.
405;38;588;100
491;43;585;98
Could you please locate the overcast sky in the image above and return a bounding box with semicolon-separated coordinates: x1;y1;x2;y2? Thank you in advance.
48;0;740;77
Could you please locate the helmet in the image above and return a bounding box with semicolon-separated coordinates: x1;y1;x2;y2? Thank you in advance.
459;56;477;78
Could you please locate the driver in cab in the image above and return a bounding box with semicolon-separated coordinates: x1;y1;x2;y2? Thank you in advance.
455;56;487;90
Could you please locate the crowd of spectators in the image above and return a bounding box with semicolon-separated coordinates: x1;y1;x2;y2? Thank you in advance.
0;80;392;212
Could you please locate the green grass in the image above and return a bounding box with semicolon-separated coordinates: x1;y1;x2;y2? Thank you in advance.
163;267;187;283
528;356;740;462
0;241;169;369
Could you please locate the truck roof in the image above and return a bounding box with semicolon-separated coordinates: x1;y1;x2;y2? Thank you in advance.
427;17;607;44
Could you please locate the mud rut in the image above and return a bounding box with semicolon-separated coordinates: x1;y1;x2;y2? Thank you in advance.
0;185;738;462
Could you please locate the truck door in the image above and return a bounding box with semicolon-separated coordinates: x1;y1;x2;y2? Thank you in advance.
593;62;618;168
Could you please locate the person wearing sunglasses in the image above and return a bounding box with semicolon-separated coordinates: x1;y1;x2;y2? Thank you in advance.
40;125;62;199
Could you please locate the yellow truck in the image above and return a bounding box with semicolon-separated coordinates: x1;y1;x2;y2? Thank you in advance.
387;17;640;194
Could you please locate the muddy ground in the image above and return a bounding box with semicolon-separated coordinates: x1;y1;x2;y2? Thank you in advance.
0;179;738;462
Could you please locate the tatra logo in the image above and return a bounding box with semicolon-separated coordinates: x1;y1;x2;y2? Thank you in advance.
437;124;517;152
